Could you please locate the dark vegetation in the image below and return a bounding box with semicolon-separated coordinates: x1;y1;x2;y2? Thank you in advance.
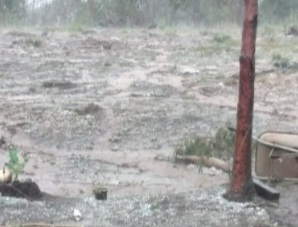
0;0;298;28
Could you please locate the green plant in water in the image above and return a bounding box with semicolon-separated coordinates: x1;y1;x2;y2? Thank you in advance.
215;124;235;151
175;122;235;160
183;137;213;157
212;121;236;161
175;136;214;172
5;148;27;180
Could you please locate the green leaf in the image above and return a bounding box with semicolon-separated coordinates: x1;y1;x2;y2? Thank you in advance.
8;149;19;164
5;148;27;180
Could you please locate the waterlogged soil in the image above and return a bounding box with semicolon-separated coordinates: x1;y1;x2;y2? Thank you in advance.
0;27;297;226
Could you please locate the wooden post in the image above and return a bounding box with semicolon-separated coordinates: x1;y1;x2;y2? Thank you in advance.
223;0;258;202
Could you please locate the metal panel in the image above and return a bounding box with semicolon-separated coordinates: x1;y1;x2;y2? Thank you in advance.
255;131;298;179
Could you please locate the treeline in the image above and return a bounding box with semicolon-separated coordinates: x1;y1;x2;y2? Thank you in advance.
0;0;298;27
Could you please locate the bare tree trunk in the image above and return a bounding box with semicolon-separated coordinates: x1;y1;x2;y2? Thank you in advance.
223;0;258;202
87;0;95;24
21;0;26;22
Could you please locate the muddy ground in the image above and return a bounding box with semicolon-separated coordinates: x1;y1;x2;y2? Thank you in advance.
0;26;297;226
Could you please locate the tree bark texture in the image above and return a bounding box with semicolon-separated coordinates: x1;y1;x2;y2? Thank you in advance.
224;0;258;202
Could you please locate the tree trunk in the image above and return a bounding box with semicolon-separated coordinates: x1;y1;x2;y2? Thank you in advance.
223;0;258;202
87;0;95;25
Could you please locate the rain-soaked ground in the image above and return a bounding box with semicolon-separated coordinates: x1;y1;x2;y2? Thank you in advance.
0;26;298;226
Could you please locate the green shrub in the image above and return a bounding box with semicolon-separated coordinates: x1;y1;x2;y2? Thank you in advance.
5;148;28;180
272;53;290;69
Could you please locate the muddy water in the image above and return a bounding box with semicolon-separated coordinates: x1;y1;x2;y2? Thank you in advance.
0;28;297;226
0;126;228;197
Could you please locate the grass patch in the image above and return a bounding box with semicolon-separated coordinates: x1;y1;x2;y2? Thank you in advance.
271;53;290;69
259;36;298;53
259;24;282;37
212;34;234;44
5;147;28;180
177;136;214;157
175;122;235;161
193;34;238;56
161;26;177;35
214;124;235;158
25;38;42;48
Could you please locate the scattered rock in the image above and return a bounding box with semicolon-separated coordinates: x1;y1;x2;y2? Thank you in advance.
6;125;17;136
130;93;143;97
41;30;49;37
28;86;37;93
0;136;6;147
25;38;42;48
73;208;83;221
272;108;279;116
83;37;113;50
79;28;97;35
102;41;112;50
74;103;103;116
42;80;77;90
84;143;94;150
110;36;121;42
154;154;169;162
111;145;119;152
6;30;36;37
109;136;121;143
286;26;298;36
41;27;56;37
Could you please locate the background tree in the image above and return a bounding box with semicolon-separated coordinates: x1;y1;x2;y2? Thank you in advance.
0;0;26;25
1;0;295;27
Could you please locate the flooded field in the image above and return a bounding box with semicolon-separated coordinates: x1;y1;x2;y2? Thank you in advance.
0;26;297;226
